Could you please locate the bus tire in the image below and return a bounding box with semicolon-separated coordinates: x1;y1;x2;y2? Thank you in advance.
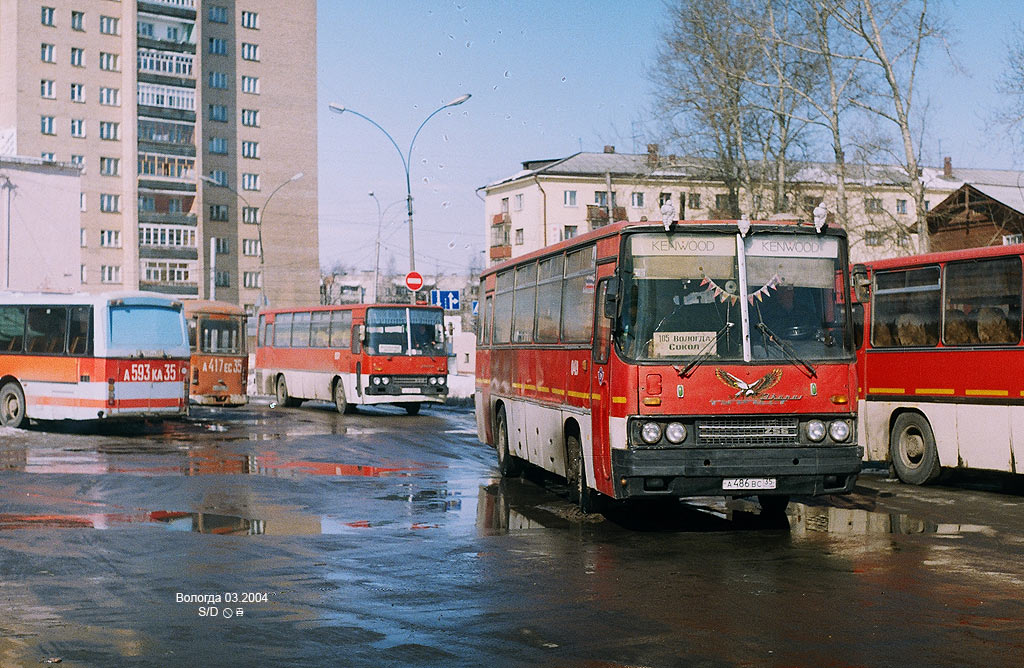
333;380;355;414
0;381;26;428
403;402;421;415
566;432;598;514
495;406;522;477
890;412;941;485
275;376;301;408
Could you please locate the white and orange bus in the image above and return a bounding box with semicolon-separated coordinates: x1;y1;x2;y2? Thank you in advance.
0;291;190;427
852;243;1024;484
476;219;862;513
254;304;448;415
184;300;247;407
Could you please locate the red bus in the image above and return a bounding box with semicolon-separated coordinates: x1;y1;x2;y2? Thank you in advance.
254;304;448;414
852;243;1024;484
0;291;190;427
476;220;862;512
184;300;247;407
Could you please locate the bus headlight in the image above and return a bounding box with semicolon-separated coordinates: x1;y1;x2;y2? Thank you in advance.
641;421;663;444
665;422;687;444
372;377;381;385
429;377;437;385
806;419;826;442
829;420;851;442
437;376;446;385
381;376;390;385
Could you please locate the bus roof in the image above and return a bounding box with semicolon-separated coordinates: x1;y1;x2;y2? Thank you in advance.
0;290;183;308
183;299;246;316
482;218;847;277
258;303;443;316
857;242;1024;271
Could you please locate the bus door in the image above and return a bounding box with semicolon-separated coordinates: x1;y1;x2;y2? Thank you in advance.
591;271;615;485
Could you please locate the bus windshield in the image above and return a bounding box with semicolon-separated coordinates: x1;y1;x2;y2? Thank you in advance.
366;307;445;356
618;232;851;362
109;305;188;352
198;316;244;354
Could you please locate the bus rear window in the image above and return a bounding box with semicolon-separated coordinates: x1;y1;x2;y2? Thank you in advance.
109;306;187;349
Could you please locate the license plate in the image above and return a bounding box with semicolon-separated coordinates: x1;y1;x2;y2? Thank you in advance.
723;478;777;490
401;388;419;394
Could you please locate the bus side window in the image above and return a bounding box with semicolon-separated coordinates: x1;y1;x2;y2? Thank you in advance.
26;306;67;354
593;279;612;363
68;306;92;356
852;303;864;350
351;323;362;354
0;306;25;352
257;314;267;347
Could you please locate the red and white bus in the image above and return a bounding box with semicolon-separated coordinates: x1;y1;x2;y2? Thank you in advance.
254;304;448;414
184;300;247;407
852;243;1024;484
476;219;862;512
0;291;190;427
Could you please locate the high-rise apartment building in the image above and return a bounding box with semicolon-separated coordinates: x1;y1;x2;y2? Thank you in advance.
0;0;319;311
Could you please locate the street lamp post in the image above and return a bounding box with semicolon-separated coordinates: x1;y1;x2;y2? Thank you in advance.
368;191;383;303
199;171;303;308
328;93;471;303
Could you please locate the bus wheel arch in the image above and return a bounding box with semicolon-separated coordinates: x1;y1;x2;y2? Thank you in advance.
889;409;941;485
0;380;27;428
564;419;597;513
494;403;522;477
332;377;355;414
275;374;301;408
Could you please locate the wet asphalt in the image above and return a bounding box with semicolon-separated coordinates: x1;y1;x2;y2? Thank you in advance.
1;401;1023;667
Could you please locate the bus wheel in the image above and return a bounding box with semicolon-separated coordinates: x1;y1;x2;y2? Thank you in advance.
0;382;26;428
333;381;355;414
566;432;597;514
403;402;421;415
275;376;301;408
758;495;790;516
495;406;522;477
890;412;941;485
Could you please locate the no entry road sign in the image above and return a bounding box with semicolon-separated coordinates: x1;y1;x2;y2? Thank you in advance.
405;271;424;291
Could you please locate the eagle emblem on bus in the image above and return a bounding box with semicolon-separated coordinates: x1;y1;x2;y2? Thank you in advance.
715;368;783;398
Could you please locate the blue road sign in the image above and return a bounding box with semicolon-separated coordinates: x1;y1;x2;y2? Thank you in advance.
472;300;479;316
431;289;461;311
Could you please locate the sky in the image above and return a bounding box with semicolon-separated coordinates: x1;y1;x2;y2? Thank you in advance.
316;0;1024;279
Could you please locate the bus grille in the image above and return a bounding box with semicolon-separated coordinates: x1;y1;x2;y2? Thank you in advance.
697;417;800;446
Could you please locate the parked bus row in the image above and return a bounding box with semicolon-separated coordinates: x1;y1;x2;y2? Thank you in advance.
0;294;448;427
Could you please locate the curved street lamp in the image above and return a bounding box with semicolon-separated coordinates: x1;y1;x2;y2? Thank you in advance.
199;171;303;308
328;93;471;302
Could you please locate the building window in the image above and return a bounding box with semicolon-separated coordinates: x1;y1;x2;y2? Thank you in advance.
210;204;229;221
215;271;231;287
514;228;524;245
631;192;644;208
71;155;85;168
242;141;259;159
101;265;121;284
209;38;227;55
242;239;261;256
241;43;260;61
41;7;55;26
209;5;229;23
99;52;119;71
688;193;701;209
79;193;86;212
40;116;55;135
209;104;228;122
100;230;121;248
168;198;183;213
100;121;120;140
80;229;87;247
41;80;55;98
100;157;119;176
243;272;262;289
564;225;578;240
143;261;192;284
923;200;930;211
41;152;55;161
563;190;576;207
512;193;523;211
243;206;259;224
865;198;883;213
139;196;155;212
865;230;885;246
71;11;84;31
166;26;179;41
241;109;260;127
70;47;84;67
70;83;85;103
99;87;119;105
71;119;85;137
241;11;259;29
896;199;907;215
594;191;616;208
215;238;230;254
138;21;154;37
208;136;228;154
41;43;56;63
242;173;260;190
209;71;229;89
208;170;228;186
81;265;87;283
100;194;120;213
99;16;119;35
241;76;259;94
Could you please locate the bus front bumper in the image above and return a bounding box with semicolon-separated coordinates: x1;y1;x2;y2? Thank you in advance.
610;445;862;499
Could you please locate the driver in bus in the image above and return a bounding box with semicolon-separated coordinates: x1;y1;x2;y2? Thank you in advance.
757;286;817;340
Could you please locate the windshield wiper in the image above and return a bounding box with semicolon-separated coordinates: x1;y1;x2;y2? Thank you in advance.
674;322;734;378
755;322;817;377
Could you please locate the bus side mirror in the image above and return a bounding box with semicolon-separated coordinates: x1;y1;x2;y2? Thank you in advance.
851;264;870;303
436;324;446;341
357;324;366;344
603;276;620;318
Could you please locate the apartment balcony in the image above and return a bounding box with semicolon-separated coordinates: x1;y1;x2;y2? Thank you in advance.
137;0;197;21
139;246;198;261
137;211;197;226
139;282;199;296
490;245;511;261
138;83;194;112
137;49;195;88
586;205;627;227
